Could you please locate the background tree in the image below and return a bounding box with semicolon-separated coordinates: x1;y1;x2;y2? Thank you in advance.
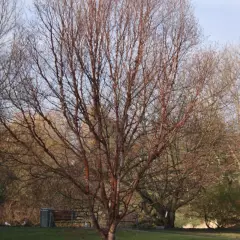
137;95;227;228
0;0;18;111
191;173;240;228
0;0;19;222
172;46;240;229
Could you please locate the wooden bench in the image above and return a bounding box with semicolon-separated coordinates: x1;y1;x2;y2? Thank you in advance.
119;213;139;228
52;210;91;227
52;210;76;222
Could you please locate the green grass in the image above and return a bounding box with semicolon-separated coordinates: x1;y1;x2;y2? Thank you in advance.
0;227;239;240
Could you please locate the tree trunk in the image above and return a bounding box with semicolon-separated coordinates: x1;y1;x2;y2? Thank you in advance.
164;210;175;229
107;223;117;240
107;232;115;240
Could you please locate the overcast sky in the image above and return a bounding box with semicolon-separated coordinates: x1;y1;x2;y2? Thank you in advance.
24;0;240;45
193;0;240;44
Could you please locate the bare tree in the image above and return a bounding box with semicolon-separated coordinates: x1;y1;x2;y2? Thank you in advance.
0;0;19;118
0;0;17;46
1;0;216;239
216;47;240;170
0;0;19;213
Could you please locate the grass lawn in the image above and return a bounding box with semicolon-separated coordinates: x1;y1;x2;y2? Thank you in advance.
0;227;240;240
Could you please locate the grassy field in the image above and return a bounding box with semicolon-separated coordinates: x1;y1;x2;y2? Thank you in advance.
0;227;240;240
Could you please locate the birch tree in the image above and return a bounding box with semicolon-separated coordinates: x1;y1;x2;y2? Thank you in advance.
1;0;216;239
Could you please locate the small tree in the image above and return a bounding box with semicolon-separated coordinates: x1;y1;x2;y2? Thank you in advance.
191;174;240;228
2;0;216;239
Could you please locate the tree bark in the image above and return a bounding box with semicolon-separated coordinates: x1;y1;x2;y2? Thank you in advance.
164;210;175;229
107;223;117;240
107;232;115;240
